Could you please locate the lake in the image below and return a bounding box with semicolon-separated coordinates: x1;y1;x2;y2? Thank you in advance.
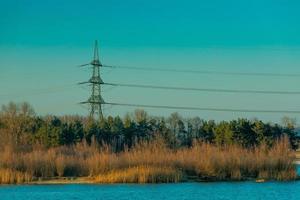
1;166;299;200
1;181;300;200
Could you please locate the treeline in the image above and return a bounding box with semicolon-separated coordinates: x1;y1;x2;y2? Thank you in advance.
0;102;299;151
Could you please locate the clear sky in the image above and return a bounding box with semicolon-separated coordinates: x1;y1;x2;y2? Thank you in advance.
1;0;300;123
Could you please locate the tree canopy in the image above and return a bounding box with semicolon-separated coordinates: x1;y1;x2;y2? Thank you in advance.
0;102;299;151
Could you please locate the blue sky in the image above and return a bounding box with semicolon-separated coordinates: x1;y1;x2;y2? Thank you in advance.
1;0;300;122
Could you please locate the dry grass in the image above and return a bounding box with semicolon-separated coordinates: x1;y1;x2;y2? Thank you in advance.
295;150;300;161
0;169;33;184
0;137;297;184
174;138;296;181
95;165;182;183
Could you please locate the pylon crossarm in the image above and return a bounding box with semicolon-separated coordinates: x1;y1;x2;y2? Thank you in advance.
91;60;102;66
79;63;91;67
78;81;103;85
78;81;89;85
80;101;105;104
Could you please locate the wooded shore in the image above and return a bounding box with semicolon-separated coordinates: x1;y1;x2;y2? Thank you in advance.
0;102;299;184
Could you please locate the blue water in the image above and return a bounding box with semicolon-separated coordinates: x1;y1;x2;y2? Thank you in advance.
1;166;299;200
1;182;300;200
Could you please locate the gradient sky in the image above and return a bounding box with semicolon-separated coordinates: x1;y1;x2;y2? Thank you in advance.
1;0;300;123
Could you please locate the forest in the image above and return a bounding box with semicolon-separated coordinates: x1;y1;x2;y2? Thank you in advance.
0;102;299;183
0;102;299;151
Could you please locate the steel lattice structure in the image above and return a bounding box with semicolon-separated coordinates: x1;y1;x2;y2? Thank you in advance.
79;40;104;120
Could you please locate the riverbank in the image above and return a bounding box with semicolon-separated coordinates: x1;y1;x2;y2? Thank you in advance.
2;163;299;185
29;177;94;184
10;173;300;185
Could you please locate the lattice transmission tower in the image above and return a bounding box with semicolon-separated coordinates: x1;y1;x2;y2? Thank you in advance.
79;40;105;120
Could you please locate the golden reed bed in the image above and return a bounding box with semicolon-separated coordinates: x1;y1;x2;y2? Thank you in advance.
0;137;297;184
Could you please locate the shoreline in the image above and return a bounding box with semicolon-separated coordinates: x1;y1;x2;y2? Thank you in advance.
29;177;94;185
23;162;300;185
3;176;299;185
1;164;298;185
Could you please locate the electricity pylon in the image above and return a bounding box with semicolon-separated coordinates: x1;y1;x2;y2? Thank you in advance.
79;40;104;120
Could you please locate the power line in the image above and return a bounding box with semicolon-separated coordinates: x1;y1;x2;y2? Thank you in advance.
3;80;300;98
105;82;300;95
77;45;300;116
106;102;300;114
102;64;300;77
3;81;300;99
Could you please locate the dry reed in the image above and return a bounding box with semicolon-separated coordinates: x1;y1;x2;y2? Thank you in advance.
95;165;182;183
0;137;297;184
